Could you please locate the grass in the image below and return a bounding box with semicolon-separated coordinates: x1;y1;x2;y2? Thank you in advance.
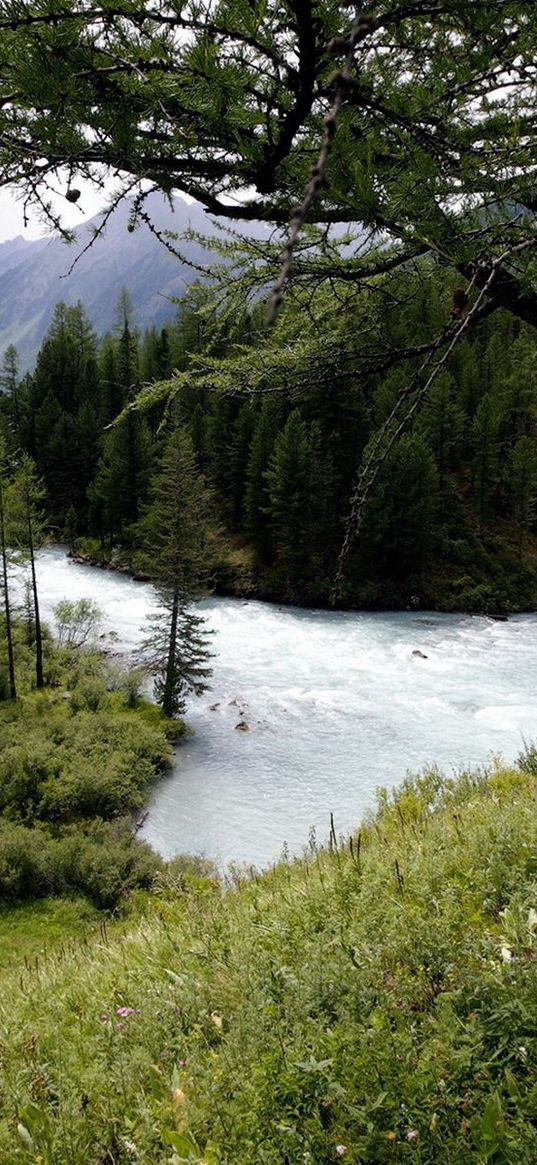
0;897;101;972
2;758;537;1162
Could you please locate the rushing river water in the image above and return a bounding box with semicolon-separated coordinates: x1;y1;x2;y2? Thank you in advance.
20;547;537;868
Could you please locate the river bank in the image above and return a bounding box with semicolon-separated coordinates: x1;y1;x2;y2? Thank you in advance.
68;544;526;619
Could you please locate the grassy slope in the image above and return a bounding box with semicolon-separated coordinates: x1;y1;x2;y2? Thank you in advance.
2;762;537;1163
0;898;101;972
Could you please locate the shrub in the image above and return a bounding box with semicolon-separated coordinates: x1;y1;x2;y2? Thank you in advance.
0;822;59;900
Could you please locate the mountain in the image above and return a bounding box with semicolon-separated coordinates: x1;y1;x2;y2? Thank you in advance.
0;194;258;371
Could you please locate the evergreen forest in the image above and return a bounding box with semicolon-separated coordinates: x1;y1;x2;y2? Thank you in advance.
2;275;537;615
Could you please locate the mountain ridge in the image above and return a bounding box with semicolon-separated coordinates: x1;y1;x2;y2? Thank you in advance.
0;194;245;370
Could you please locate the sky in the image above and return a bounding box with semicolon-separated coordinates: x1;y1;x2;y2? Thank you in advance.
0;179;199;243
0;183;114;242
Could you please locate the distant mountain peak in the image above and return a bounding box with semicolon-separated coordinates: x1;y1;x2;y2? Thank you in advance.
0;194;234;371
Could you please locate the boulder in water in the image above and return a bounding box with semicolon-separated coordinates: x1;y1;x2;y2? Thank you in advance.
412;649;428;659
235;721;249;732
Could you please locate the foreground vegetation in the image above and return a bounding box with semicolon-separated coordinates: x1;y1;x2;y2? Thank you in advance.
2;756;537;1163
0;622;179;908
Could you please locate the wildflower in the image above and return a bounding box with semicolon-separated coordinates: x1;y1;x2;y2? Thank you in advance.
519;1046;528;1059
210;1012;223;1030
500;945;512;963
406;1129;419;1141
335;1146;346;1157
116;1006;136;1018
99;1013;109;1023
386;1132;397;1141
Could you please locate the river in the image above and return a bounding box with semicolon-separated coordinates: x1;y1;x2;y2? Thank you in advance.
20;547;537;868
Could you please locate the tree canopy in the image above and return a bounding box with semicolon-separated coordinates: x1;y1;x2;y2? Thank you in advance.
2;1;537;582
0;1;536;325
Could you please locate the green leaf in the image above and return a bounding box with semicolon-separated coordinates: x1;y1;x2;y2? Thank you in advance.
163;1129;200;1159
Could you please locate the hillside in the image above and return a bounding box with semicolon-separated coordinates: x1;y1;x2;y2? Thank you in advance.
2;758;537;1163
0;195;264;371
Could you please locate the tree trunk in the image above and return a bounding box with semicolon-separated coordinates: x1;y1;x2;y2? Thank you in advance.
0;477;16;700
27;495;44;689
162;588;180;718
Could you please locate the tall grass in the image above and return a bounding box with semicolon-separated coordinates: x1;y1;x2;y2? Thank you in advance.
2;759;537;1162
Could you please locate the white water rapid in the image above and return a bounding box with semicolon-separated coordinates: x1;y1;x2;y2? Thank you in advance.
22;547;537;868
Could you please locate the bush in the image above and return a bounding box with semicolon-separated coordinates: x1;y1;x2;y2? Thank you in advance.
54;598;102;649
56;821;162;908
0;822;59;900
0;819;162;908
0;637;174;907
69;676;107;712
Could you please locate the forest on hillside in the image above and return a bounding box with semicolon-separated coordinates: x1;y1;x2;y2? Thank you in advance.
1;269;537;614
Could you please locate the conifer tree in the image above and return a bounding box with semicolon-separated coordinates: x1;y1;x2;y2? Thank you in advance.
244;403;277;562
27;303;101;524
0;440;16;700
137;423;213;718
90;292;151;543
6;455;47;689
361;435;439;581
0;345;22;438
510;437;537;556
264;410;314;578
471;395;501;529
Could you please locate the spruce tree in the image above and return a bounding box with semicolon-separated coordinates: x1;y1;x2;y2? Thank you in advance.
471;395;501;529
0;345;22;438
6;455;47;689
27;303;101;525
510;437;537;556
361;435;439;582
264;410;314;579
244;403;277;562
137;423;213;718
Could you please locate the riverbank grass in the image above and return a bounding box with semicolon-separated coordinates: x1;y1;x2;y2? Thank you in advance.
3;756;537;1162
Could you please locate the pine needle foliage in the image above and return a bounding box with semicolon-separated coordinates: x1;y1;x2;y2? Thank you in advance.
137;422;214;717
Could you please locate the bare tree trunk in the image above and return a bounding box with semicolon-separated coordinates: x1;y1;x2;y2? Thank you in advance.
26;495;43;688
0;476;16;700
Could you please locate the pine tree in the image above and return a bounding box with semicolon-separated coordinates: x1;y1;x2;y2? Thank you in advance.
361;435;439;581
90;415;153;544
137;423;214;718
89;291;150;543
6;455;47;688
0;345;22;438
26;303;101;524
471;394;501;528
226;403;256;527
264;410;314;578
510;436;537;556
244;403;277;561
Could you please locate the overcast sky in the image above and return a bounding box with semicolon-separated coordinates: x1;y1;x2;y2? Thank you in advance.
0;183;112;242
